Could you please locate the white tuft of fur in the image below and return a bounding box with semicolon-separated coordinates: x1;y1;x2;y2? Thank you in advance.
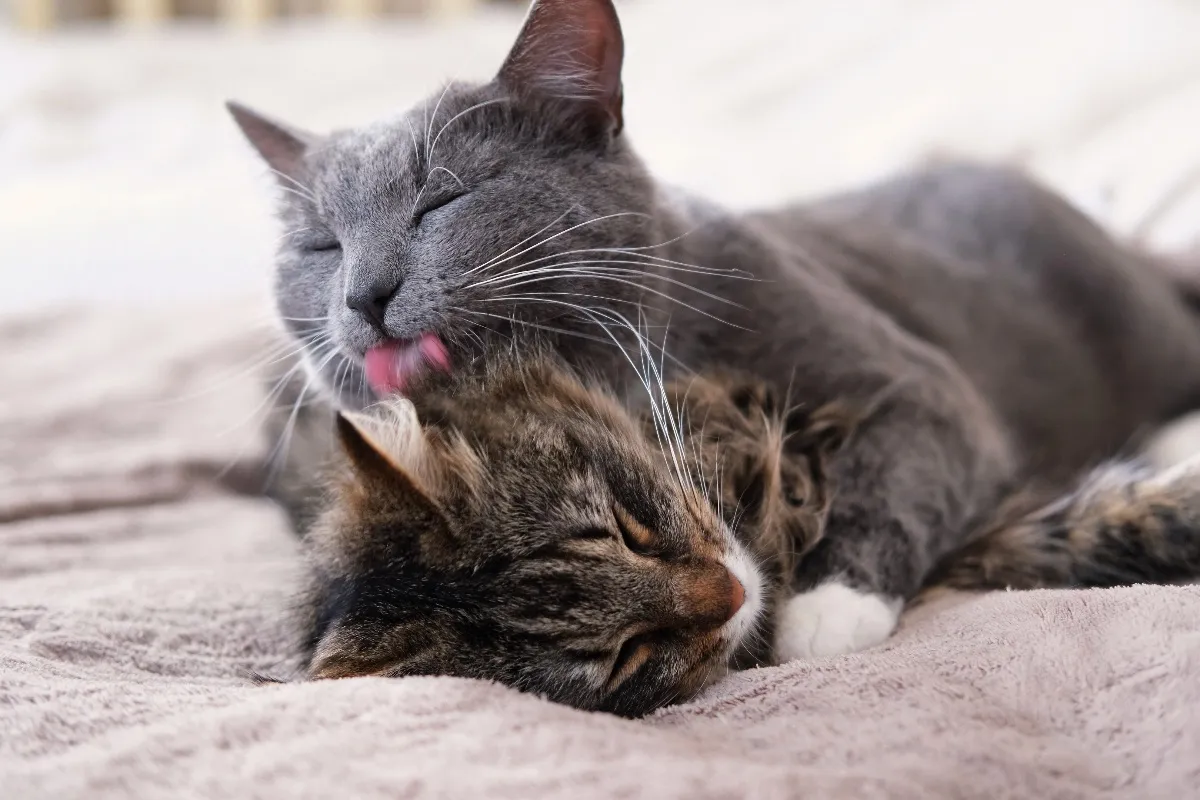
344;399;428;475
1142;410;1200;470
719;534;766;657
773;582;901;661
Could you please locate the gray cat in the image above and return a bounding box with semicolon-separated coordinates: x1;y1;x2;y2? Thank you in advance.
231;0;1200;660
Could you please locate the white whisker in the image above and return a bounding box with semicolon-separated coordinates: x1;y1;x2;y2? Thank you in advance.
428;97;508;161
424;83;453;163
462;211;651;279
428;165;466;190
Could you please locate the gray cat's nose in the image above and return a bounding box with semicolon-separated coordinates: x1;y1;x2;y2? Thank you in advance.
345;283;394;332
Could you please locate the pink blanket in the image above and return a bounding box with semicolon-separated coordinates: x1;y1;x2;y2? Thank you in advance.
2;304;1198;798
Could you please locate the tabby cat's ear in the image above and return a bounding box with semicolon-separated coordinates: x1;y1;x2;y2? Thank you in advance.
497;0;625;135
309;622;441;681
335;409;460;563
226;101;317;180
335;407;429;486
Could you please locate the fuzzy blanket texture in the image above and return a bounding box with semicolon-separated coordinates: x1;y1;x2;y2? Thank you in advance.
2;304;1200;800
6;0;1200;796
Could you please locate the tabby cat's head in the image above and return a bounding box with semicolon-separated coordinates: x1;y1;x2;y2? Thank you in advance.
230;0;658;410
303;357;765;717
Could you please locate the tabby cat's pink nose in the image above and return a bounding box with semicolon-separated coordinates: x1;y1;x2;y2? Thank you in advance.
728;573;746;618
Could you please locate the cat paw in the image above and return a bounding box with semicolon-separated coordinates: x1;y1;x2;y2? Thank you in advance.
773;582;901;661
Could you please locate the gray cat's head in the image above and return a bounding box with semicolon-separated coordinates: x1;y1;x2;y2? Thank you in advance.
230;0;659;410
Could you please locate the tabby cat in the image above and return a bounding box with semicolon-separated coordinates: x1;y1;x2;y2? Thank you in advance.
300;353;1200;716
234;0;1200;658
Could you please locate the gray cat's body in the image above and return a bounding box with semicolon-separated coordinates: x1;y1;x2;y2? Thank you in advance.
238;0;1200;659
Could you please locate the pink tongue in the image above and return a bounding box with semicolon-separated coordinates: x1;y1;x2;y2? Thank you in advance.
363;333;451;396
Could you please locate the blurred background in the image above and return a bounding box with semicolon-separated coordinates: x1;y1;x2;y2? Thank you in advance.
3;0;1200;316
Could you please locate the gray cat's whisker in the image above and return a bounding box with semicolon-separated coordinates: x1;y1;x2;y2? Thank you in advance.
424;83;453;163
428;97;509;161
428;166;466;190
454;306;614;346
213;338;334;438
265;168;317;201
445;310;494;350
583;247;755;277
481;292;690;371
263;382;308;488
463;211;652;279
471;241;746;280
467;261;748;307
208;340;334;485
405;118;423;170
276;314;331;323
273;228;314;246
480;273;749;330
468;253;752;288
273;185;319;206
410;183;429;219
263;353;333;489
145;333;319;409
505;296;692;494
488;244;752;279
459;210;576;278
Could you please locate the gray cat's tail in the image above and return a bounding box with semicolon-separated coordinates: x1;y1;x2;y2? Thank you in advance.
927;458;1200;591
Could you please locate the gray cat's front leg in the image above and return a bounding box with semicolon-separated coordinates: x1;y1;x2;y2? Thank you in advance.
773;377;1015;660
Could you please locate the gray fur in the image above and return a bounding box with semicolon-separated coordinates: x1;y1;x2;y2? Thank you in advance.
233;0;1200;608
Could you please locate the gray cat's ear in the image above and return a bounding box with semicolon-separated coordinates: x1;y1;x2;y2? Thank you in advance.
497;0;625;134
226;100;317;179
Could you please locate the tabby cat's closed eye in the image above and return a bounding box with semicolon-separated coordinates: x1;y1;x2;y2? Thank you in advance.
614;505;655;555
608;631;658;687
575;526;613;541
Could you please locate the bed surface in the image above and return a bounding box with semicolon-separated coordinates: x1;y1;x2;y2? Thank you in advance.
3;0;1200;796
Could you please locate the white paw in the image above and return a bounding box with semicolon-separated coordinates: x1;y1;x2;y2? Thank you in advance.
773;582;901;661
